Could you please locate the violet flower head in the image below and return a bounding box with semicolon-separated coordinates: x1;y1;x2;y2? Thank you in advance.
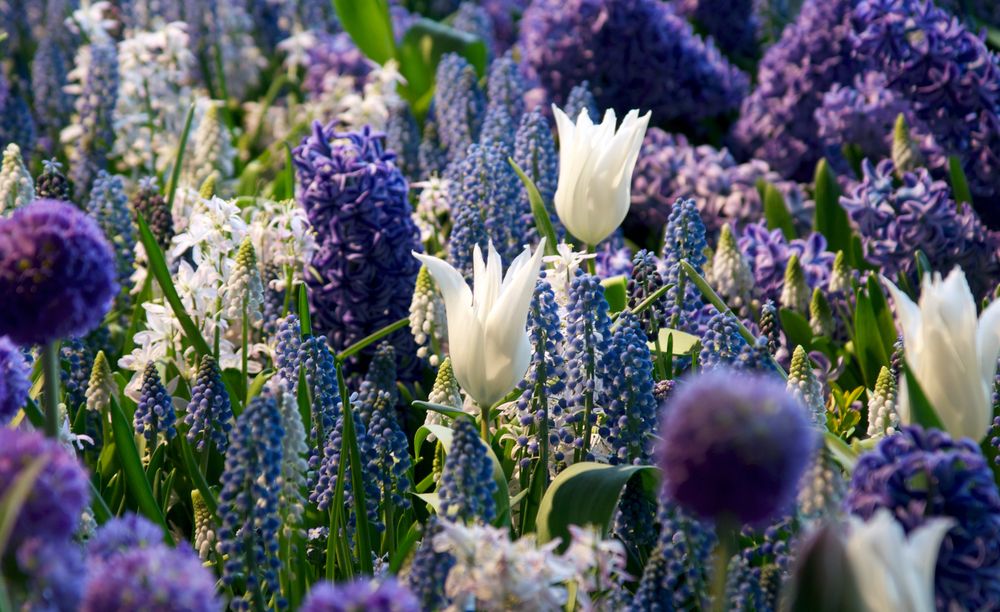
519;0;748;122
0;336;29;425
0;428;89;544
732;0;861;180
656;369;816;525
294;123;422;379
841;158;1000;295
303;32;372;99
81;543;221;612
675;0;759;59
16;537;86;612
0;199;118;345
737;221;835;303
301;578;420;612
87;513;164;562
846;426;1000;610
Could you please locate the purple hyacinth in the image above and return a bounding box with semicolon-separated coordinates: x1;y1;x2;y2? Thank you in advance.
0;428;89;544
81;542;221;612
301;578;420;612
68;41;118;199
737;221;835;303
675;0;759;59
87;514;164;562
841;158;1000;296
0;336;29;425
454;2;497;60
520;0;748;122
294;123;422;379
732;0;861;180
0;199;118;346
846;426;1000;610
656;369;816;525
303;32;372;99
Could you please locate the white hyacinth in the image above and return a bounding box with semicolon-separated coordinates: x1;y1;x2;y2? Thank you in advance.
0;144;34;214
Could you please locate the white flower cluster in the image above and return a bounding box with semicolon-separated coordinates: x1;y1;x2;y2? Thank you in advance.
412;177;451;245
217;0;265;101
183;99;235;191
246;197;317;283
0;144;34;214
432;521;627;612
114;21;197;173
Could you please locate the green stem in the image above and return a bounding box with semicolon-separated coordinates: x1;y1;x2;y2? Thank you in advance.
241;297;249;404
336;317;409;362
585;244;597;276
165;104;196;212
478;401;490;442
711;518;737;612
41;342;61;438
335;362;374;575
281;267;294;317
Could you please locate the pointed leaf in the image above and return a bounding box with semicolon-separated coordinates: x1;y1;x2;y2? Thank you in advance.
332;0;396;64
601;276;628;314
510;158;559;257
762;180;796;240
813;159;853;259
397;19;487;113
948;155;972;206
902;361;945;431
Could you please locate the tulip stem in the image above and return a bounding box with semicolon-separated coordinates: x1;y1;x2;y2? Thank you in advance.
478;401;491;441
41;342;61;438
585;243;597;276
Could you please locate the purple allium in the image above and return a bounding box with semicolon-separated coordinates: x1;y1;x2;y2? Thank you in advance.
841;158;1000;295
737;222;835;303
520;0;748;122
846;426;1000;610
0;428;89;543
294;123;422;379
852;0;1000;223
16;537;86;612
0;336;29;425
0;199;118;345
303;32;372;99
656;369;816;525
87;513;164;562
81;543;221;612
675;0;759;59
301;578;420;612
732;0;861;180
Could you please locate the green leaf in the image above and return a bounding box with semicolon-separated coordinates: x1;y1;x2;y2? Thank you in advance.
761;180;796;240
0;456;48;555
865;275;897;356
948;155;972;206
110;398;174;544
332;0;396;64
412;400;469;420
649;328;700;355
510;158;559;257
852;289;890;387
823;432;857;471
779;308;813;350
298;284;312;337
397;18;488;113
536;462;660;549
175;435;218;517
388;521;422;574
165;104;196;212
247;370;273;402
421;424;512;527
902;361;945;431
813;159;853;258
601;276;628;314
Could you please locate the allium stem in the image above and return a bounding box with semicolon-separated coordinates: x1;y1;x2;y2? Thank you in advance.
41;342;61;438
710;518;737;612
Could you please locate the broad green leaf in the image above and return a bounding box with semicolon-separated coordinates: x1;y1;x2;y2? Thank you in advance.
852;289;889;387
247;370;273;402
902;361;945;431
536;462;659;548
110;398;175;544
649;328;700;355
948;155;972;206
601;276;628;314
865;275;897;356
397;18;487;113
422;424;512;527
389;522;422;574
332;0;396;64
779;308;813;350
510;158;559;257
761;180;796;240
298;284;312;336
175;434;218;517
813;159;853;259
824;431;857;471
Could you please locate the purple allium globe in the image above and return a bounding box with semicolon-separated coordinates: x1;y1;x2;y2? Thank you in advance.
301;578;420;612
519;0;748;122
656;369;816;525
81;543;221;612
846;426;1000;610
87;513;164;562
0;427;89;543
293;123;422;379
0;336;29;425
0;199;118;346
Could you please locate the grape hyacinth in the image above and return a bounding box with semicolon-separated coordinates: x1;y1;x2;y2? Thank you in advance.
85;350;114;415
520;0;748;121
294;123;422;379
434;53;485;163
0;336;29;425
184;355;233;453
299;335;341;453
131;176;174;251
563;81;600;123
604;311;657;465
438;417;497;524
699;312;773;373
64;41;119;199
218;395;285;611
363;390;413;512
512;108;560;238
662;198;708;332
274;314;302;387
846;425;1000;610
0;199;118;345
657;369;816;525
866;365;898;439
135;362;177;443
86;172;136;296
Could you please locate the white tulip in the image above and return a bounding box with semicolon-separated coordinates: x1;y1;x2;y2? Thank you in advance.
552;105;650;246
845;509;953;612
884;268;1000;441
413;239;546;408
